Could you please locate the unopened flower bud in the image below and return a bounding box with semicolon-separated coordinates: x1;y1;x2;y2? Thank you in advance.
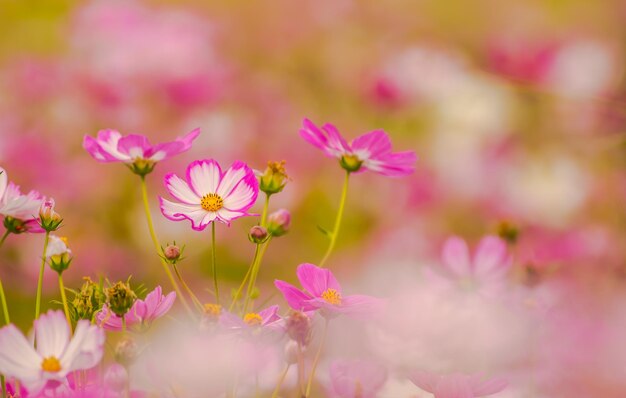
339;154;363;173
106;280;137;317
267;209;291;237
46;236;72;274
248;226;268;244
284;340;300;365
114;336;139;366
71;277;106;322
258;160;288;195
286;311;311;346
39;199;63;232
104;363;128;392
162;242;185;265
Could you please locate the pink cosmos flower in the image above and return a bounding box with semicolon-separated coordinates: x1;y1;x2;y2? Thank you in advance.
431;235;512;296
219;305;284;333
328;359;388;398
0;166;45;222
82;128;200;164
96;286;175;331
274;263;382;318
300;118;417;177
0;310;105;396
159;159;259;229
409;371;508;398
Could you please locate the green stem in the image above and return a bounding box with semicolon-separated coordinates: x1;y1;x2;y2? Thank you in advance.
319;171;350;267
139;176;193;316
0;230;10;327
242;238;271;314
1;375;6;398
270;364;290;398
35;231;50;319
211;222;219;304
0;230;9;248
58;274;72;330
260;194;270;227
305;318;329;397
173;264;204;311
121;316;127;334
228;244;259;313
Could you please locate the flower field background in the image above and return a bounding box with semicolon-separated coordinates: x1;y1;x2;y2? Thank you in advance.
0;0;625;397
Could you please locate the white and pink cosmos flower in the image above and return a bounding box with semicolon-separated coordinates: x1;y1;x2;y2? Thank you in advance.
96;286;176;331
160;159;259;229
82;128;199;164
274;263;383;318
0;166;44;223
300;118;417;177
409;370;508;398
0;310;105;396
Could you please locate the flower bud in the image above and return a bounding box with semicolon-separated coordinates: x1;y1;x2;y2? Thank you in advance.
104;363;128;392
248;226;268;244
267;209;291;237
46;235;72;274
128;158;156;177
258;160;288;195
339;154;363;173
285;311;311;346
71;277;106;322
39;199;63;232
162;242;184;265
3;216;33;234
106;280;137;317
114;336;139;366
284;340;300;365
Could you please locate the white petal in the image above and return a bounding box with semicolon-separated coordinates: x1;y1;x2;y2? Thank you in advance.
60;321;104;373
216;162;247;198
35;310;70;358
164;174;201;205
188;160;221;196
160;198;210;231
222;180;255;211
0;325;41;381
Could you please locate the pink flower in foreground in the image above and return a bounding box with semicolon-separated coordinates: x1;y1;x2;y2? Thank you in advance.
0;166;44;221
0;310;104;396
329;359;388;398
96;286;175;331
83;129;199;175
160;159;259;229
274;263;382;318
409;371;508;398
219;305;283;333
433;235;512;295
300;118;417;176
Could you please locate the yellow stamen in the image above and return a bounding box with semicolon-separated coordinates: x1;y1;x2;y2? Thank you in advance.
200;193;224;212
41;356;61;373
203;303;222;318
243;312;263;326
321;288;342;305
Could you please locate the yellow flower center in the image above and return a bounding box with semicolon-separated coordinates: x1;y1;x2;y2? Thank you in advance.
200;193;224;212
203;303;222;318
243;312;263;326
321;288;342;305
41;356;61;373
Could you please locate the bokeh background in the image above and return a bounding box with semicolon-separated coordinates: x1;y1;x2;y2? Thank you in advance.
1;0;625;396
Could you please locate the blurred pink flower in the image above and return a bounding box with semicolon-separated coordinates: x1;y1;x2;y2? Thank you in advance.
328;359;388;398
300;118;417;177
160;159;259;229
409;371;507;398
0;166;44;221
0;310;105;396
219;304;284;333
83;128;199;164
96;286;175;331
274;263;382;318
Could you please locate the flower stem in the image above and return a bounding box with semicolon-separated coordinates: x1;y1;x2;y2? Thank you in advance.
270;364;290;398
35;231;50;319
121;316;127;334
261;194;270;226
228;244;259;313
173;264;204;311
242;238;271;314
319;171;350;267
1;375;6;398
0;231;10;327
305;318;329;397
58;274;72;329
211;222;219;304
139;176;193;316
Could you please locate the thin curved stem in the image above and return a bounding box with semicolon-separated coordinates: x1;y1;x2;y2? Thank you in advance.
319;171;350;267
0;230;10;329
58;274;72;330
139;176;193;316
35;232;50;319
305;318;329;397
173;264;204;311
211;222;219;304
260;194;270;227
228;244;259;313
270;364;291;398
242;238;271;314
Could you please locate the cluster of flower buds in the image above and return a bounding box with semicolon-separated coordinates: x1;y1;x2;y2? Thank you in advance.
258;160;288;195
106;280;137;317
39;199;63;232
70;277;106;322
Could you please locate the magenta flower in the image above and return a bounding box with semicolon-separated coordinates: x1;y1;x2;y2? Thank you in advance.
83;128;200;175
160;159;259;229
0;310;105;396
328;359;388;398
409;371;508;398
219;304;283;333
274;263;382;318
434;235;512;296
96;286;175;331
299;118;417;176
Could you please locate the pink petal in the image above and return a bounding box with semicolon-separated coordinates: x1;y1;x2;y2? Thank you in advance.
148;128;200;161
152;291;176;319
300;118;333;154
472;236;511;277
215;209;251;225
164;173;200;205
321;123;351;155
60;320;105;373
339;295;385;317
186;159;222;197
441;236;472;277
0;167;8;200
159;197;209;231
117;134;151;159
363;151;417;177
0;325;41;382
35;310;70;359
222;173;258;212
258;305;281;325
468;375;508;396
350;130;392;159
409;371;440;393
274;280;318;312
296;263;341;297
434;375;474;398
216;161;252;198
